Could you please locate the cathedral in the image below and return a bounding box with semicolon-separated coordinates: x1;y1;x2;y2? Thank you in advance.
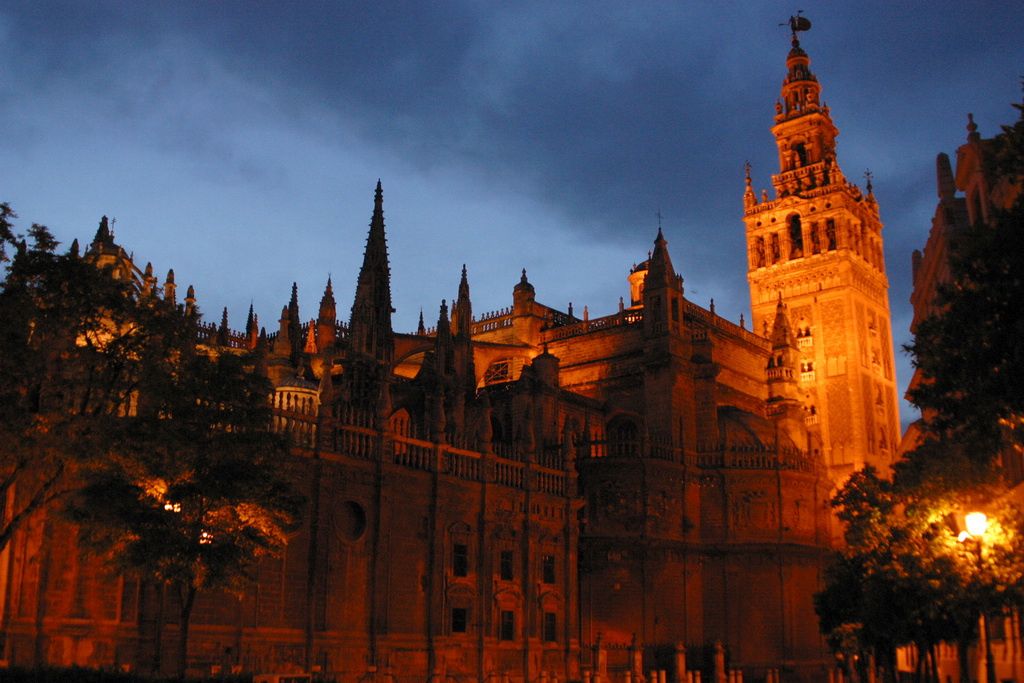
0;29;900;683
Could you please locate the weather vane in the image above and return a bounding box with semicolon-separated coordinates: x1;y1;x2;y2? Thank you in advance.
655;208;663;229
780;10;812;42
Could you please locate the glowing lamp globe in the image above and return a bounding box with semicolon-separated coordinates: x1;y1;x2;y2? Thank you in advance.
965;512;988;538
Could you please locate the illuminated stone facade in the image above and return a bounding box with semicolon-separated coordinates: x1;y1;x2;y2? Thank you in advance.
0;34;896;683
742;37;900;478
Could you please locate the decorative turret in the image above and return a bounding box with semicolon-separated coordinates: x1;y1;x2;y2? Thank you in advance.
451;265;477;403
185;285;196;315
452;265;473;339
642;228;683;337
317;276;337;351
766;297;799;395
288;282;302;360
304;319;318;354
164;269;176;304
92;216;114;246
217;308;230;347
743;162;757;210
433;300;454;377
245;304;256;338
143;262;157;296
277;305;292;353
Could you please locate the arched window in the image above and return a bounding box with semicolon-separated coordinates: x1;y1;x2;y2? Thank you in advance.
788;215;803;258
792;142;808;167
608;416;640;458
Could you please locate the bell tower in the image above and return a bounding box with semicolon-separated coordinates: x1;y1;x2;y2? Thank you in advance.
743;18;900;476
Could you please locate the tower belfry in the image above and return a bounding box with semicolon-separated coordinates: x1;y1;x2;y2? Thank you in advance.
743;22;900;475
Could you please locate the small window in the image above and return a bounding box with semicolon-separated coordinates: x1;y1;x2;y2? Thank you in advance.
543;612;557;642
542;555;556;584
453;544;469;577
499;550;514;581
500;610;515;641
451;607;468;634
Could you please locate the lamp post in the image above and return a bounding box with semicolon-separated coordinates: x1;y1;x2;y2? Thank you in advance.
964;512;997;683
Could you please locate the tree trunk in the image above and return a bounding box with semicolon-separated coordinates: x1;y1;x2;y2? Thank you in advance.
958;638;972;683
176;583;197;679
880;645;898;683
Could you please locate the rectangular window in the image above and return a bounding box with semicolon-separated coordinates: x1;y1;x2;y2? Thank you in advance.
499;550;514;581
542;555;556;584
451;607;468;634
543;612;557;642
500;610;515;641
453;543;469;577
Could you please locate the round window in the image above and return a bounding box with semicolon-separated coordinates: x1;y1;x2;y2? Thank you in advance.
334;501;367;542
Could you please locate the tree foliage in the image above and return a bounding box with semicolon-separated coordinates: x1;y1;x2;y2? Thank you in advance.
67;348;304;676
0;206;189;551
1;206;304;676
817;102;1024;681
906;103;1024;458
816;463;1024;682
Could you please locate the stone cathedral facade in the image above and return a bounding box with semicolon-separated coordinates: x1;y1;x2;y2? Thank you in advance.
0;33;899;683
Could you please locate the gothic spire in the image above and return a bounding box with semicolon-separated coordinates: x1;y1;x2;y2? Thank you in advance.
319;276;336;322
317;276;337;351
348;180;395;364
92;216;113;245
245;303;256;337
645;228;680;291
453;264;473;338
217;307;230;347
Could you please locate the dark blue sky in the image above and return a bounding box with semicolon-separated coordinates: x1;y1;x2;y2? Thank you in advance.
2;1;1022;428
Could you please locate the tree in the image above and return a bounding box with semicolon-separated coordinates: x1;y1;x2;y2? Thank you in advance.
67;348;304;677
1;206;304;676
0;206;185;552
818;450;1024;682
815;463;1021;683
906;103;1024;459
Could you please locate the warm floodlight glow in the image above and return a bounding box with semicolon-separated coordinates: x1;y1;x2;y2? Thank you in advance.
966;511;988;538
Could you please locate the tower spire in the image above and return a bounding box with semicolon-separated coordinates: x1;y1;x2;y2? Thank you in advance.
348;180;395;364
742;24;899;474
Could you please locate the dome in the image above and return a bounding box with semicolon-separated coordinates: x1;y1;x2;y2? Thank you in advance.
277;377;319;391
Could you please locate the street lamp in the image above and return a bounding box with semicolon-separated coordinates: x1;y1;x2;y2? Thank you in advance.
962;511;997;683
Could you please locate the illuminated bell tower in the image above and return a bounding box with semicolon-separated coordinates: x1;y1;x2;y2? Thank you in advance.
743;20;900;476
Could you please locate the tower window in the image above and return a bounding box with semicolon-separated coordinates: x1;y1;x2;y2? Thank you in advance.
500;610;515;641
542;555;556;584
543;612;558;642
788;215;803;258
499;550;514;581
793;142;808;167
451;607;468;633
453;544;469;577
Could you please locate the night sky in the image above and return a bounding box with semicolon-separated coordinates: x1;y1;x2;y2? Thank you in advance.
2;1;1022;429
